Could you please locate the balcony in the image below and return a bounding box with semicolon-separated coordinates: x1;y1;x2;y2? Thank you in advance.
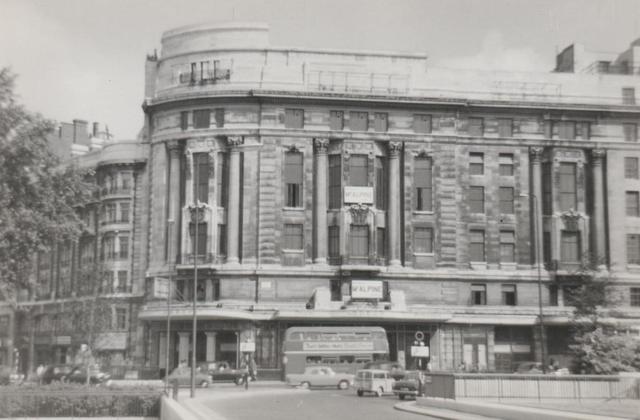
180;253;217;265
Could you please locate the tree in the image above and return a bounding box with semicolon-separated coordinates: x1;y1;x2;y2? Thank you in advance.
0;68;92;301
566;253;640;373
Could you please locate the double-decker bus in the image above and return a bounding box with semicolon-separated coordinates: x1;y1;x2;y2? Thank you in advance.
283;326;389;375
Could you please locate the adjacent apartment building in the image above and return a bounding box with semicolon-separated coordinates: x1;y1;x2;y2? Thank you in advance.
3;22;640;376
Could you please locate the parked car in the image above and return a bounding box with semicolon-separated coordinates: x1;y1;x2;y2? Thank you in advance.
0;366;24;385
515;362;544;374
392;370;426;400
363;361;405;380
286;366;353;389
354;369;395;397
41;365;73;384
167;366;213;388
64;366;112;386
206;361;246;385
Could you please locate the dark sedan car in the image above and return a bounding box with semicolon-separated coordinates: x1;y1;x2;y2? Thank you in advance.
64;366;112;385
206;361;247;385
392;370;426;400
41;365;73;384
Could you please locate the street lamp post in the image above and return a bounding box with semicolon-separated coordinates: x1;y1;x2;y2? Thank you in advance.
522;193;547;372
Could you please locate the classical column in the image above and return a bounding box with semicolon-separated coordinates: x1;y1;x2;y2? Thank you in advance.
158;332;167;368
177;332;190;365
226;136;243;264
205;332;217;362
388;142;402;266
314;139;329;264
167;141;182;264
591;149;606;265
530;147;545;267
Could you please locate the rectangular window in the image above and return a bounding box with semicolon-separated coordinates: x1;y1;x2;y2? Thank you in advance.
501;284;517;306
623;87;636;105
471;284;486;305
115;308;127;330
284;109;304;129
625;157;639;179
578;121;590;140
350;225;369;257
413;114;432;134
469;230;485;261
558;162;577;211
194;152;209;204
102;236;115;261
374;113;388;132
414;227;433;253
106;203;116;223
469;152;484;175
500;230;515;263
119;235;129;259
283;224;303;249
330;110;344;130
499;187;515;214
117;271;127;293
469;186;485;213
561;231;581;262
626;191;640;216
193;109;211;129
285;152;303;207
189;223;207;256
217;152;228;208
631;288;640;306
180;111;189;130
468;118;484;137
556;121;576;140
376;227;386;258
549;284;559;306
497;118;513;137
214;108;224;127
542;162;552;215
121;172;132;192
120;202;130;222
499;153;514;176
375;157;387;210
349;111;368;131
349;154;368;186
328;226;340;260
329;155;342;209
624;123;638;142
415;157;433;211
627;234;640;264
218;224;227;257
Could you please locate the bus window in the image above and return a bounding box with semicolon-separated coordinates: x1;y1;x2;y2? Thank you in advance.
374;372;386;379
290;332;303;340
322;357;338;364
306;356;322;364
355;358;372;364
339;356;355;364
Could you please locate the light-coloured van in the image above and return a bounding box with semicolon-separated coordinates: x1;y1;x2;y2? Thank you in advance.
354;369;395;397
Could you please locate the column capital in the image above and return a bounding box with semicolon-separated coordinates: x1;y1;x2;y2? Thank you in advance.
388;141;402;157
530;147;544;163
167;140;182;155
227;136;243;149
591;148;606;164
314;138;329;154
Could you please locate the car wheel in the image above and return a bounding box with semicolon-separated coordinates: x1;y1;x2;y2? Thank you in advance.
399;394;405;400
356;389;363;397
376;387;383;397
235;377;244;386
337;380;349;390
200;380;209;388
300;381;311;389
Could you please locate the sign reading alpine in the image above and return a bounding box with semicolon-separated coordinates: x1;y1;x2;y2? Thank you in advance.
351;280;383;299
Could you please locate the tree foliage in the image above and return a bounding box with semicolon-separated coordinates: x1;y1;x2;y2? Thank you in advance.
0;68;93;300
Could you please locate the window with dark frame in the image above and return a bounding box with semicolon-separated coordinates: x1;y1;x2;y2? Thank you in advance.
285;151;303;207
579;121;590;140
626;191;640;216
500;230;515;263
330;111;344;130
556;121;576;140
468;118;484;137
625;157;639;179
375;157;387;210
214;108;225;127
414;227;433;253
560;231;581;263
328;155;342;209
413;114;432;134
469;186;485;213
117;271;127;293
350;225;369;258
558;162;577;211
349;111;369;131
283;224;303;249
189;222;207;256
180;111;189;131
501;284;517;306
374;113;388;132
471;284;487;305
631;287;640;306
469;230;485;261
469;152;484;175
328;226;340;260
115;308;127;330
499;153;514;176
624;123;638;142
542;162;552;215
549;284;559;306
217;152;228;208
119;235;129;259
218;224;227;257
284;109;304;129
623;87;636;105
499;187;515;214
349;154;368;186
497;118;513;137
627;234;640;264
193;109;211;129
415;157;433;211
376;227;386;259
193;152;209;204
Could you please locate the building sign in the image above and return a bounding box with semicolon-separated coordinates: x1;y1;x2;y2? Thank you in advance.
302;341;374;352
344;186;373;204
54;336;71;345
240;342;255;352
411;346;430;357
154;277;169;299
220;343;237;352
94;333;127;350
351;280;383;299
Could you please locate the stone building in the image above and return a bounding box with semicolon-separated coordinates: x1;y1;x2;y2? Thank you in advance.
3;22;640;376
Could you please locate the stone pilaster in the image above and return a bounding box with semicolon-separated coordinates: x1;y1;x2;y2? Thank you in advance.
388;142;402;266
530;147;544;267
314;139;329;264
178;332;190;365
205;332;217;362
226;136;243;264
167;141;182;264
591;149;607;266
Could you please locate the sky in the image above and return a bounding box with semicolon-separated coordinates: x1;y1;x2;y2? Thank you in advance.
1;0;639;140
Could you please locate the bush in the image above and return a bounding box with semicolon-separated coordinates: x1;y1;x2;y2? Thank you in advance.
0;383;161;418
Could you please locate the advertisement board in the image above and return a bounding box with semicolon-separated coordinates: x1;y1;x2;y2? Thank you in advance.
351;280;383;299
411;346;430;357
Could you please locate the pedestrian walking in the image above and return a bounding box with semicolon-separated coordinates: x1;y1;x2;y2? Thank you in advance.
36;364;45;385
